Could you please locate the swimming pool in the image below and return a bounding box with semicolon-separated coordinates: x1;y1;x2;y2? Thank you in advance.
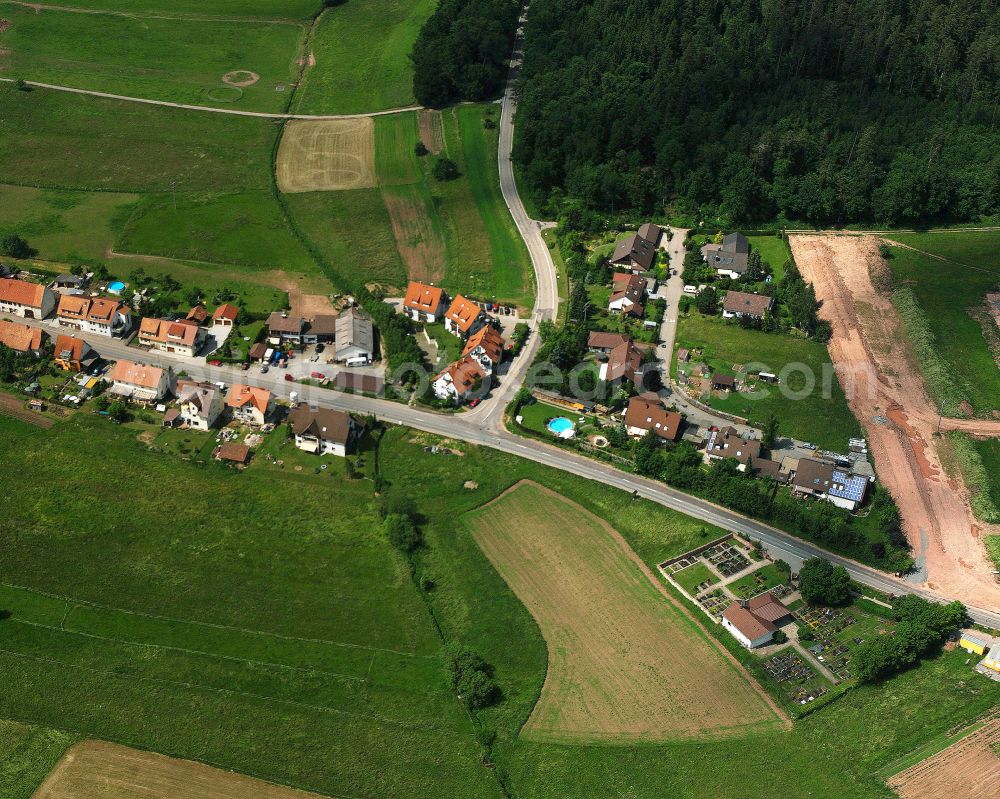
107;281;126;294
546;416;575;438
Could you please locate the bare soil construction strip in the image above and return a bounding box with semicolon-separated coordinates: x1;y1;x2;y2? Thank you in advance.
887;716;1000;799
789;235;1000;609
467;481;786;743
31;740;331;799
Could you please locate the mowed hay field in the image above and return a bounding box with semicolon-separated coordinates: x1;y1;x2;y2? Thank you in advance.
276;119;376;193
887;231;1000;417
0;720;78;799
465;482;785;743
0;7;306;112
290;0;436;114
886;716;1000;799
42;0;321;16
33;741;332;799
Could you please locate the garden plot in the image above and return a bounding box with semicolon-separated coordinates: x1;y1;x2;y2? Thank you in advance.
763;649;831;706
796;604;895;683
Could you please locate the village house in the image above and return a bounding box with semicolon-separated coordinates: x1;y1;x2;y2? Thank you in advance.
701;232;750;279
705;426;760;471
214;442;251;466
176;380;225;430
444;295;489;338
607;272;646;317
335;307;375;363
623;395;682;441
959;631;991;656
982;643;1000;675
712;373;736;392
212;303;239;327
722;593;792;648
51;273;88;294
0;278;56;320
587;331;629;354
599;338;643;384
108;359;171;403
138;317;206;357
53;334;98;372
185;305;209;326
462;324;505;375
722;290;774;320
750;456;788;483
226;384;273;426
56;295;132;337
433;355;485;404
402;282;448;323
266;312;307;347
790;458;869;511
307;314;339;344
609;223;661;274
288;403;362;457
0;319;46;356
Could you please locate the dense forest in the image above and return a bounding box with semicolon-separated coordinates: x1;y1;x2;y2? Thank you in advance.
411;0;520;106
512;0;1000;225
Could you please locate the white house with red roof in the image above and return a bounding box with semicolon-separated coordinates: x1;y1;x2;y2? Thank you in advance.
402;282;448;323
226;384;273;426
462;325;504;375
444;295;489;338
0;278;56;320
433;355;485;403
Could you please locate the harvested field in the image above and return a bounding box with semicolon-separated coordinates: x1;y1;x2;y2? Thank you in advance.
276;118;375;193
418;109;444;154
288;287;336;318
0;391;53;428
886;716;1000;799
466;481;786;743
382;184;446;283
789;235;1000;609
32;740;331;799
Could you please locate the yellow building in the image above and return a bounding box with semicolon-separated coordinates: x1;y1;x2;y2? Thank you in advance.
983;644;1000;674
960;631;990;657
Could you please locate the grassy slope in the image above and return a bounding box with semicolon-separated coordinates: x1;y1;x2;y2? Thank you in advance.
0;85;277;192
888;232;1000;417
0;415;496;799
118;192;317;274
0;184;137;263
748;234;790;281
40;0;321;16
290;0;436;114
3;7;305;112
0;719;78;799
674;312;860;449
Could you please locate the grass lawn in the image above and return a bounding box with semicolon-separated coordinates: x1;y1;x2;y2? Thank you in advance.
674;311;861;450
542;228;570;321
423;321;463;365
290;0;436;114
284;189;407;289
0;85;279;192
3;7;306;112
58;0;321;16
727;563;788;599
887;232;1000;417
0;719;78;799
516;400;587;436
0;184;138;264
118;192;318;275
748;235;790;282
672;561;719;596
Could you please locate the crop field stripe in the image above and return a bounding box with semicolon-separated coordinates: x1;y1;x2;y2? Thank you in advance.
374;112;421;186
0;648;448;732
466;481;787;743
0;582;437;659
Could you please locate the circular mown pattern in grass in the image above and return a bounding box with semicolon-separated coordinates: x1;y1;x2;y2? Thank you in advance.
206;86;244;103
222;70;260;88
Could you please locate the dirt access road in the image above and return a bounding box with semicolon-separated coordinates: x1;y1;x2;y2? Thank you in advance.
790;234;1000;610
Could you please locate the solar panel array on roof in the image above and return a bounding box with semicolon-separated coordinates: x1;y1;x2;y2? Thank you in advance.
830;470;868;502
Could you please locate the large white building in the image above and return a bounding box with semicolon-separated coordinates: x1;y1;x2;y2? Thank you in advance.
0;278;56;320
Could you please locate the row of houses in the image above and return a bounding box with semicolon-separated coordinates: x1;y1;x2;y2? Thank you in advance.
264;308;373;364
401;282;492;337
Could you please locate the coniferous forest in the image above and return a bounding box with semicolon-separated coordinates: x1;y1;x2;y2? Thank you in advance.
507;0;1000;225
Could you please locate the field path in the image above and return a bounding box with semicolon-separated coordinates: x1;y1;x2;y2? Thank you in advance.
469;480;788;742
789;234;1000;609
0;78;422;119
1;1;307;24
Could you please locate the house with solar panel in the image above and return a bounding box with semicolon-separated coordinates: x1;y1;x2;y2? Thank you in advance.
790;458;870;511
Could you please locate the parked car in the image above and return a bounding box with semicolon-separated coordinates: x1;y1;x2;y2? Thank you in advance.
241;362;249;371
284;373;295;382
260;364;269;374
310;371;325;379
469;398;481;408
208;360;222;366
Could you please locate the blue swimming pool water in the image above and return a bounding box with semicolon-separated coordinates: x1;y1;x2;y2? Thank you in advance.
547;417;574;434
108;281;126;293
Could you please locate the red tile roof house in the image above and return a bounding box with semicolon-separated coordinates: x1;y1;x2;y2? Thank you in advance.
0;319;46;356
722;290;775;320
623;395;682;441
212;303;240;326
587;331;629;354
186;305;209;326
462;325;505;376
176;380;225;430
402;282;448;323
433;355;485;404
444;295;489;338
108;360;171;403
288;403;362;457
56;295;131;337
138;318;207;357
607;272;646;317
599;338;643;385
0;277;56;320
722;594;792;648
226;384;273;426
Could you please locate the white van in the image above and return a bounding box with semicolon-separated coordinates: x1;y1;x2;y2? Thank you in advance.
345;355;370;367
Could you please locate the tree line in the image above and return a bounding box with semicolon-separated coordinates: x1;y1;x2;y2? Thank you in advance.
512;0;1000;226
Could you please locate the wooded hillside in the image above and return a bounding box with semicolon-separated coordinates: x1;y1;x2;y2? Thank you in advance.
513;0;1000;225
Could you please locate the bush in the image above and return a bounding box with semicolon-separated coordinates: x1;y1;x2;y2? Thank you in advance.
1;234;37;260
799;558;852;606
414;141;429;157
446;644;500;710
432;157;460;181
384;513;422;553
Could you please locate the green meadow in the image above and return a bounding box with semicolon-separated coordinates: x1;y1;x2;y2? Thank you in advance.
2;7;306;112
290;0;436;114
40;0;321;17
0;719;78;799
